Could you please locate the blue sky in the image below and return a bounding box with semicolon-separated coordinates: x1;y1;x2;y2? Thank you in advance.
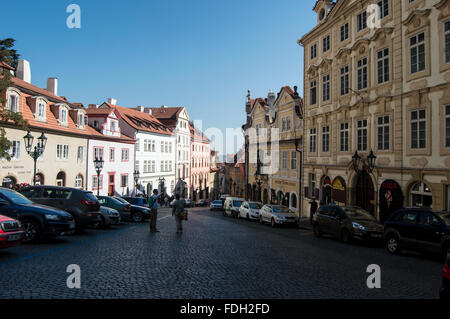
0;0;316;154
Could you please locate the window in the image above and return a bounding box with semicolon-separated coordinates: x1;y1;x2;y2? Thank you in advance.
357;120;368;151
340;23;349;42
377;116;390;150
37;101;46;119
121;175;128;188
110;120;116;132
8;94;18;112
161;141;164;153
121;149;129;161
161;161;164;172
135;160;140;173
282;151;288;170
411;109;426;149
311;44;317;59
75;175;83;189
93;175;103;190
322;74;330;101
310;173;316;198
151;140;156;152
410;32;426;74
445;21;450;64
445;105;450;148
357;58;368;90
309;128;317;153
109;148;115;162
357;11;367;32
135;139;140;152
94;147;104;161
10;141;20;160
282;117;291;132
340;123;349;152
377;0;389;19
290;151;297;170
377;48;390;84
60;108;67;124
410;182;432;207
310;80;317;105
323;35;330;52
77;146;84;162
322;126;330;152
340;65;349;95
57;144;69;160
78;113;84;127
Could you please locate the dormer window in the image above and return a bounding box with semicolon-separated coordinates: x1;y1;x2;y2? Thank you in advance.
110;120;117;132
37;101;46;118
60;107;68;125
78;113;85;128
7;92;19;112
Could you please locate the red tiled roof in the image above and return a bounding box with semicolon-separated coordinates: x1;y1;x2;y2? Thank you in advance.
85;108;115;116
11;77;72;105
103;103;173;136
0;62;15;71
147;107;183;119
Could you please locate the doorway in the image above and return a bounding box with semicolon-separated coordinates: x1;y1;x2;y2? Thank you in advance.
354;171;375;215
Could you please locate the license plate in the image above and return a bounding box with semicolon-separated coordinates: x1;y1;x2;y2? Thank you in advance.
7;234;21;242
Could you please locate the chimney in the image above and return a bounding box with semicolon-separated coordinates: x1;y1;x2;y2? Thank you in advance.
46;78;58;96
107;98;117;105
146;108;152;115
88;104;99;109
137;106;145;113
16;59;31;83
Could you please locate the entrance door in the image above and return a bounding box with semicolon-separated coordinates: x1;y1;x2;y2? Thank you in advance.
108;174;115;196
355;171;374;215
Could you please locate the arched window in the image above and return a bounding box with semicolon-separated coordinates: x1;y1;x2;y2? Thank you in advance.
75;175;83;189
410;182;432;208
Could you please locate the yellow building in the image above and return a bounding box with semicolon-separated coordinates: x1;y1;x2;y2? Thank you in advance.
298;0;450;222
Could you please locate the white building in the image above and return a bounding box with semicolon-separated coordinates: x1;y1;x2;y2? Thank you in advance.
85;107;136;196
100;101;176;197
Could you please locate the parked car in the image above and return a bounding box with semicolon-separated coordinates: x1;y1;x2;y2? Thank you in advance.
223;197;245;218
97;196;131;221
121;196;149;208
259;205;299;227
441;252;450;300
94;207;121;228
185;199;193;208
313;205;384;243
0;214;25;249
19;186;100;232
195;199;207;207
210;200;224;211
0;188;75;242
114;197;151;223
384;208;450;259
219;195;230;204
239;201;263;220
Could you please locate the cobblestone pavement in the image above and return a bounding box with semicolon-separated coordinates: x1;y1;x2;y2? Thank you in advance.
0;207;443;299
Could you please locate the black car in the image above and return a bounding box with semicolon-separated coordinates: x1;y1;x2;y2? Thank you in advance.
114;197;151;223
313;205;384;244
384;208;450;259
20;186;100;232
121;196;149;208
0;187;75;242
441;252;450;300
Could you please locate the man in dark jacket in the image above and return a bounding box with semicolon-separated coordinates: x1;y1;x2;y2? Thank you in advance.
310;199;318;225
171;194;185;234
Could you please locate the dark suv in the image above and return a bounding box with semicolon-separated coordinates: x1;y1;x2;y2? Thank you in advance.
313;205;384;244
20;186;100;232
121;196;149;208
384;208;450;259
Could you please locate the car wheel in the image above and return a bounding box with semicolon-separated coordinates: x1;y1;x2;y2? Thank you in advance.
386;234;401;255
271;218;276;228
99;216;108;228
341;229;352;244
21;219;41;243
132;212;144;223
313;224;322;238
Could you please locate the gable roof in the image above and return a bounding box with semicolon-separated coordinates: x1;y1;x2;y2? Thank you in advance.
147;106;184;119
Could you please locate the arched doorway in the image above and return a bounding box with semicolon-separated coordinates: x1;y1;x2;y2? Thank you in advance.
321;176;332;205
282;192;290;207
35;173;45;186
263;189;269;204
277;190;283;205
252;184;257;201
291;193;297;210
379;180;404;223
354;171;375;215
409;182;432;208
56;171;66;187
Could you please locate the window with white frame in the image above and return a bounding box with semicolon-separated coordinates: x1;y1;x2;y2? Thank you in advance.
446;105;450;148
340;65;349;95
377;0;389;19
78;113;84;128
57;144;69;160
121;175;128;188
291;151;297;170
377;48;390;84
322;74;330;101
60;107;68;124
109;148;115;162
37;100;46;119
411;109;426;149
310;173;316;198
310;128;317;153
282;116;291;132
410;32;426;74
445;21;450;64
340;122;349;152
135;139;140;152
322;126;330;152
10;141;20;160
135;160;140;173
8;93;18;112
93;175;103;190
121;149;129;161
75;175;83;189
357;120;368;151
94;147;103;161
282;151;288;170
357;11;367;32
357;57;368;90
377;116;390;150
77;146;84;162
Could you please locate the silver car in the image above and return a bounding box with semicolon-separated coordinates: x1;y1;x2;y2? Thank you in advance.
95;206;121;228
239;201;262;220
259;205;299;228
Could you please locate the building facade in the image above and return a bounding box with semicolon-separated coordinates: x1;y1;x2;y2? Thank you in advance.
298;0;450;222
189;122;211;200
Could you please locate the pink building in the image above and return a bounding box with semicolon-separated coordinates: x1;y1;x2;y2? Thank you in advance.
189;122;210;200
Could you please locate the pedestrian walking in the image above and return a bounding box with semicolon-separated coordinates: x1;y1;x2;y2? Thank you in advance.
310;199;318;225
148;189;160;233
171;194;185;233
164;196;169;207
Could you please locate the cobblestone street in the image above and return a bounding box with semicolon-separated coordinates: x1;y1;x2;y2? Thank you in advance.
0;207;443;299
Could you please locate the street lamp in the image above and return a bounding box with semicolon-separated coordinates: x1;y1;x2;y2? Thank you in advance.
352;150;377;174
158;177;165;195
94;156;104;196
23;130;47;185
133;170;140;192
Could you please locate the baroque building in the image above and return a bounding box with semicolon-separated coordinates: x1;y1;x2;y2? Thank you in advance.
298;0;450;222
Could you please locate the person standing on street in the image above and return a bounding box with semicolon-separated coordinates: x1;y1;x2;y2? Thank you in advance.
171;194;185;234
310;199;318;225
149;189;160;233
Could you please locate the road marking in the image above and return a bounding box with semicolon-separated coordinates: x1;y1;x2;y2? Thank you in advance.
158;215;171;221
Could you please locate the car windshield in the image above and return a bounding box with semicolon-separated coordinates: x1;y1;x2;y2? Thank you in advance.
272;206;291;214
115;197;130;204
233;200;243;207
436;212;450;226
0;189;32;205
249;203;262;209
344;207;377;221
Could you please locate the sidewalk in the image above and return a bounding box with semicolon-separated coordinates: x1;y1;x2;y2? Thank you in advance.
298;218;313;231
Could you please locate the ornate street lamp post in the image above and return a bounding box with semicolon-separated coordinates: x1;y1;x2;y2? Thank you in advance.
23;130;47;185
158;177;165;196
94;156;104;197
352;150;377;174
133;170;140;194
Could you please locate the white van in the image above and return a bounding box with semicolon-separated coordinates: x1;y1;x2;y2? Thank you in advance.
223;197;245;218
